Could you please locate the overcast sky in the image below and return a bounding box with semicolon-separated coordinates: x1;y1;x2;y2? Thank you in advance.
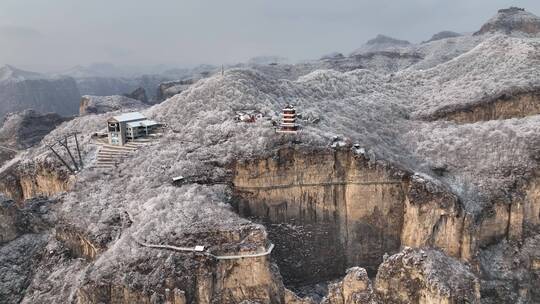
0;0;539;72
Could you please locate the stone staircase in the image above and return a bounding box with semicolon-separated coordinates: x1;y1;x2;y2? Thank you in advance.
94;140;156;169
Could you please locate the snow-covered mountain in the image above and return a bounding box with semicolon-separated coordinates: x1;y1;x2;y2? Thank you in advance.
0;65;44;82
79;95;147;115
0;65;81;120
247;56;289;65
2;7;540;304
475;6;540;36
0;109;69;150
350;34;412;55
423;31;462;43
0;109;69;167
59;64;218;102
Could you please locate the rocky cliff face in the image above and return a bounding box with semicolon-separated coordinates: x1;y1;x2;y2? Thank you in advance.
0;160;72;202
0;109;69;167
232;145;540;300
124;87;148;104
428;88;540;123
157;80;195;101
0;109;70;149
233;148;407;283
0;66;81;120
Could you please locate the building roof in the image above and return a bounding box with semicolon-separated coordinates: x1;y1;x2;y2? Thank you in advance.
126;119;159;128
110;112;146;123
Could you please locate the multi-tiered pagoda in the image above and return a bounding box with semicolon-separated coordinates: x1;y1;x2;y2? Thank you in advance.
277;105;299;133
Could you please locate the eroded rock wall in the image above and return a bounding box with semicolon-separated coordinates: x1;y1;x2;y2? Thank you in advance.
400;176;472;260
74;226;287;304
429;90;540;123
233;147;540;287
233;148;408;283
55;227;102;260
0;161;71;202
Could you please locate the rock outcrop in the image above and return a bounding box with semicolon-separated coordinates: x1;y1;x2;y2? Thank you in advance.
475;7;540;36
321;267;374;304
375;248;481;304
157;80;194;101
124;87;148;104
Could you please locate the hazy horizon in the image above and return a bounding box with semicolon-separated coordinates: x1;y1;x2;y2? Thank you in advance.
1;0;539;73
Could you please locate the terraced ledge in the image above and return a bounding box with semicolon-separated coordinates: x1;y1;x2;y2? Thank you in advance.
425;88;540;123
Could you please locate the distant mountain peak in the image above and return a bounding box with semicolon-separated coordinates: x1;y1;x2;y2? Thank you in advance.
366;34;411;46
350;34;411;56
475;7;540;36
423;31;462;43
0;65;44;82
247;56;289;65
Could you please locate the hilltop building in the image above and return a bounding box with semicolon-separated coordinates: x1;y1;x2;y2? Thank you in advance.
277;105;299;133
107;112;159;146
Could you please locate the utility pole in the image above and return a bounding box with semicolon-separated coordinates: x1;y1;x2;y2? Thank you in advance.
74;133;83;168
47;133;84;174
48;144;75;174
57;136;79;171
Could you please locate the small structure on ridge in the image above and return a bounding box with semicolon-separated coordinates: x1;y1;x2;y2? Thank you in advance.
107;112;159;146
277;105;299;133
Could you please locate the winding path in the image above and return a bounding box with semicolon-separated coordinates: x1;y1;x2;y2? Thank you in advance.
126;211;274;260
0;145;18;153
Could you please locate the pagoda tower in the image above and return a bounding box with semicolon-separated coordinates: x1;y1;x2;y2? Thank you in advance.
277;105;298;133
